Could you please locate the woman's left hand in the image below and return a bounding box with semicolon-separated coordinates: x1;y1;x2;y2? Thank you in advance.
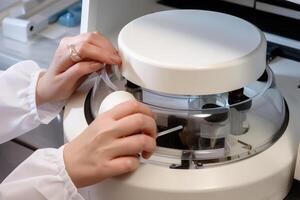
36;32;122;106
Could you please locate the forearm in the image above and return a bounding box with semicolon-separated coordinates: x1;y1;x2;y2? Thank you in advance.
0;61;63;144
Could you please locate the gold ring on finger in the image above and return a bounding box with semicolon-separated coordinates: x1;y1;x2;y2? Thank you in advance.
67;44;82;62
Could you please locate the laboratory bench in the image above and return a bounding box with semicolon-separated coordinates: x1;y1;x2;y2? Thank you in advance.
0;141;33;181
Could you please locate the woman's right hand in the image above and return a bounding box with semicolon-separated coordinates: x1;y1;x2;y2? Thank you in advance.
63;100;157;188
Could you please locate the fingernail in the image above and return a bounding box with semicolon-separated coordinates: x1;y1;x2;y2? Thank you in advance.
110;55;122;64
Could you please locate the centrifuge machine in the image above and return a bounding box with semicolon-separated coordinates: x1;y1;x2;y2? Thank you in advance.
64;1;300;200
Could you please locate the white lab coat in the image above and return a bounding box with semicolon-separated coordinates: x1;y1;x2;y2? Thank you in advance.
0;61;84;200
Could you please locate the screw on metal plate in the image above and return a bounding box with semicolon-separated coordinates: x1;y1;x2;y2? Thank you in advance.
194;161;203;168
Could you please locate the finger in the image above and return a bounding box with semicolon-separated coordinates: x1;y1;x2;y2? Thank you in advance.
109;134;156;159
77;43;122;65
52;40;120;74
112;113;157;139
104;100;155;120
106;156;139;178
73;74;90;90
85;32;118;55
61;61;104;85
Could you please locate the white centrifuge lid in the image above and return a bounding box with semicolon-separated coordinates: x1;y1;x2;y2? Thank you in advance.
118;10;267;95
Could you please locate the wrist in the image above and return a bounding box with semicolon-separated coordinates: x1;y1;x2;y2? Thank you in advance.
36;71;48;106
63;143;82;188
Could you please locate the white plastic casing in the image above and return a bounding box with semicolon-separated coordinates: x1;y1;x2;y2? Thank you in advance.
118;10;267;95
63;1;300;199
63;58;300;200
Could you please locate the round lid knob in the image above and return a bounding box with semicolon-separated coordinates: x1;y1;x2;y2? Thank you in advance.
118;10;266;95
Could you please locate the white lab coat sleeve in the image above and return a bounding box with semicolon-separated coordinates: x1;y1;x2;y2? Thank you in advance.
0;60;64;144
0;146;84;200
0;61;84;199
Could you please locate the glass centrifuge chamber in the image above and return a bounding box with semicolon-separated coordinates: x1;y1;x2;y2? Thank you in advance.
85;66;288;169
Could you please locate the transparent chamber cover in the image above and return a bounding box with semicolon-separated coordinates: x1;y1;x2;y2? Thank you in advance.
88;66;288;169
